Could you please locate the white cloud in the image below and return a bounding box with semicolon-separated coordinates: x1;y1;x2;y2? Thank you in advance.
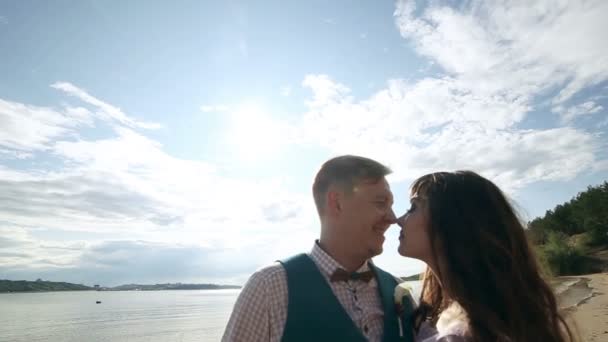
0;85;319;283
0;163;314;285
394;0;608;106
293;0;606;189
0;99;91;152
302;74;352;107
0;235;297;285
554;101;604;123
51;82;161;129
296;74;600;191
275;0;608;197
591;159;608;173
0;148;33;159
5;123;313;245
0;226;84;269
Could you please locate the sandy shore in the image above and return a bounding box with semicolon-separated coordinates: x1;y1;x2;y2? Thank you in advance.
555;273;608;341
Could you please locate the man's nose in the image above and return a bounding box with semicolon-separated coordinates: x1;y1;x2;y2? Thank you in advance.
385;208;397;224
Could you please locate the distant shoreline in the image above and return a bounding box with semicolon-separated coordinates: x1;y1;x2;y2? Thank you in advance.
0;279;241;293
0;288;242;293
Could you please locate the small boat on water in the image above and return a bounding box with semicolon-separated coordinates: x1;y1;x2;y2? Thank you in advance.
96;301;102;304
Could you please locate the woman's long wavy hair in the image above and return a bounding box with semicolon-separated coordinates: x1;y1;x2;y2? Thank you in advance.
411;171;575;342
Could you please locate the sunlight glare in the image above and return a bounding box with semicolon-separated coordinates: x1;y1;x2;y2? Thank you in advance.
227;103;287;161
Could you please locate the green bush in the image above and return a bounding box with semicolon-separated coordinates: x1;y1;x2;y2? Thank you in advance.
540;232;586;276
585;219;608;246
532;243;554;278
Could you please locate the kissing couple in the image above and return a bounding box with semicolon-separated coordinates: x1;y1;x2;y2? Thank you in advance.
223;155;575;342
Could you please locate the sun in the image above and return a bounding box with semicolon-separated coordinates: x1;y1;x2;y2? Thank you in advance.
226;103;288;162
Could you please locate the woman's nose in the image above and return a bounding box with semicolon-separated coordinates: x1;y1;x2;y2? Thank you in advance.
396;214;406;228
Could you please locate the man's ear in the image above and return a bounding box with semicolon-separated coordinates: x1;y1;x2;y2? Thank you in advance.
326;190;342;217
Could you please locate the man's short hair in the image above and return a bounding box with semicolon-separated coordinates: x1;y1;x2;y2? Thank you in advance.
312;155;391;216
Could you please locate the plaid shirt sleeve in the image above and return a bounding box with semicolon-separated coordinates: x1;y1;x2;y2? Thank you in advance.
222;264;287;342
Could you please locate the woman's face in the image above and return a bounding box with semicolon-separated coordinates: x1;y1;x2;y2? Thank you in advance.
397;194;433;262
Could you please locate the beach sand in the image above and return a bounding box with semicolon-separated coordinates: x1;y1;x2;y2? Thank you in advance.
556;273;608;341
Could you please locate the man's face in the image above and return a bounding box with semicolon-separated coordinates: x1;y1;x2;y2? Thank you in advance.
338;178;395;258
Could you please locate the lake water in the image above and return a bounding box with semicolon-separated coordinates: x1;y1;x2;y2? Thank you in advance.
0;289;239;342
0;282;422;342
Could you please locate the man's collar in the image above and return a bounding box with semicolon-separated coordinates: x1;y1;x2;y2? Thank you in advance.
310;240;371;277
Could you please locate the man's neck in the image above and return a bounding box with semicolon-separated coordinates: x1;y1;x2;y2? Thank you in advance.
317;238;367;272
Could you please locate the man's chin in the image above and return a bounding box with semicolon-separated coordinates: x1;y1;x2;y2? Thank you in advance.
368;245;383;258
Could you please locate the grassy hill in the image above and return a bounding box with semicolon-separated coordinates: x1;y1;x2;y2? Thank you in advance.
0;279;92;292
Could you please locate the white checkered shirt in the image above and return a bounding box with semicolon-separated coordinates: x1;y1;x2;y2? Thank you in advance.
222;242;386;342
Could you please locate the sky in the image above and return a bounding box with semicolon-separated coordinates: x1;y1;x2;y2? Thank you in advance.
0;0;607;286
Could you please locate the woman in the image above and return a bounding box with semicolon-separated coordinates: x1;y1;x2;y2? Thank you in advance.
397;171;576;342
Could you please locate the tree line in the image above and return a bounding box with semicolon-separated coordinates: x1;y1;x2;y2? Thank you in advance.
526;181;608;276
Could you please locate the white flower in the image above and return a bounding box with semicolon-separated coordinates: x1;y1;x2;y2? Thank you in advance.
394;282;413;305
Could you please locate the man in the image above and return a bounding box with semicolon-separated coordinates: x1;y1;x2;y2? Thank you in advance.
222;155;413;342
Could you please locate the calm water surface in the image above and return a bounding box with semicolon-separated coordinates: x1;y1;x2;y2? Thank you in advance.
0;289;239;342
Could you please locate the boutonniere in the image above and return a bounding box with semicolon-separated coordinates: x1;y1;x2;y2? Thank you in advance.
394;283;413;337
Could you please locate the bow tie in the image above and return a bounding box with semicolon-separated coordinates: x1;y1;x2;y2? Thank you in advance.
330;268;375;283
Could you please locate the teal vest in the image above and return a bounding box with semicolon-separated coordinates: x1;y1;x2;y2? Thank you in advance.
279;254;414;342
